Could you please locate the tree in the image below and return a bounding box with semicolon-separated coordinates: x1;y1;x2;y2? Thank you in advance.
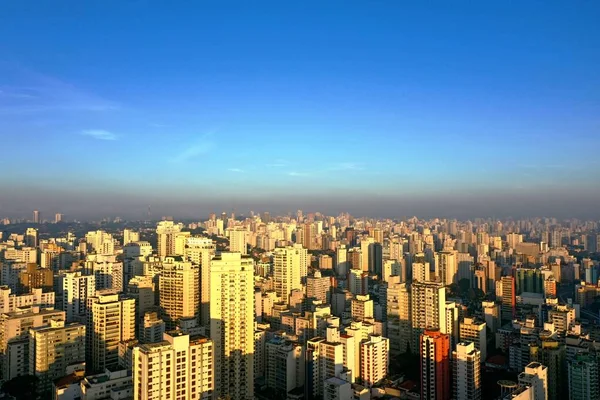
458;278;471;295
1;375;38;400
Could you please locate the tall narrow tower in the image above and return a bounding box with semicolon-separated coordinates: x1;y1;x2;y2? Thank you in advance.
420;329;451;400
210;252;254;400
453;341;481;400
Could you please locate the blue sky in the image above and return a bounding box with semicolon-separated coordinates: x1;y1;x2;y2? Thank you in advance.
0;1;599;219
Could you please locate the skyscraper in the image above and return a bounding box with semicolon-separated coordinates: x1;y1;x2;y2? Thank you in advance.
25;227;38;248
460;317;487;361
436;250;458;285
360;334;389;387
132;332;214;400
184;236;215;326
155;220;184;257
386;277;411;354
568;353;599;400
87;291;136;372
33;209;40;224
411;281;446;351
59;271;96;322
29;320;86;395
501;276;516;323
210;252;254;399
158;257;199;330
227;227;249;255
273;245;304;303
336;244;349;276
0;307;65;382
453;342;481;400
420;329;450;400
518;362;548;400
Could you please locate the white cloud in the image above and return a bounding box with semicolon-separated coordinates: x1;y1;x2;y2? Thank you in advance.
81;129;118;141
0;66;119;115
228;168;245;173
288;171;309;177
330;162;365;171
171;133;216;163
266;159;289;168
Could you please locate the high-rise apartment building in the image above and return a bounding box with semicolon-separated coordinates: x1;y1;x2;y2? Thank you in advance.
33;210;40;224
412;260;431;283
568;353;599;400
351;294;374;322
306;270;331;303
273;245;305;303
133;331;214;400
501;276;516;322
54;213;63;223
336;244;349;276
25;227;38;248
87;291;136;372
385;277;411;354
420;329;450;400
84;230;115;255
85;254;123;292
18;263;53;294
227;227;249;255
518;362;548;400
182;237;215;326
156;221;184;257
29;320;86;395
127;276;156;328
265;336;305;396
158;257;199;330
453;342;481;400
324;377;352;400
436;250;458;285
123;228;140;246
0;307;65;382
307;331;346;399
210;252;254;400
360;334;389;387
140;310;165;344
59;271;96;323
0;286;55;314
411;281;446;350
460;317;487;361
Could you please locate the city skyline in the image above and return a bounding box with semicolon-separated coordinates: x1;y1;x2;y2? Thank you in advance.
1;1;600;220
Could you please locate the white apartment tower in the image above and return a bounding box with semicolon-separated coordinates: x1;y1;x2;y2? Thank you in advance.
156;221;184;257
336;244;349;276
460;317;487;361
60;271;96;323
386;277;411;354
184;237;215;326
360;334;389;387
85;254;123;292
411;281;446;350
519;362;548;400
453;342;481;400
273;245;304;303
123;228;140;245
132;332;213;400
436;250;458;285
227;227;249;255
210;252;254;400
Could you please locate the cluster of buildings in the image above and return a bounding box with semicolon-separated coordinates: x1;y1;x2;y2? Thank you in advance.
0;212;598;399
